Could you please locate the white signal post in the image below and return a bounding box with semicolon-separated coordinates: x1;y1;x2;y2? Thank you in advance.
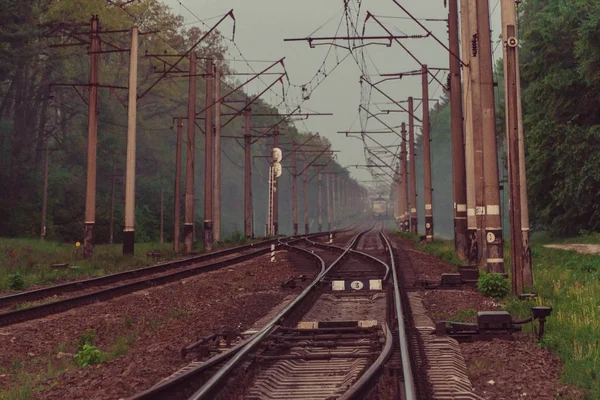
267;147;282;243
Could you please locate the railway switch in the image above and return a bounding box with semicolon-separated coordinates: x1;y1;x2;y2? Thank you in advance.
435;307;553;342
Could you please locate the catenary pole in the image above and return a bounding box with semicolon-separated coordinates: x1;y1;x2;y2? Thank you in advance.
292;141;299;235
123;25;138;255
408;97;418;234
184;52;197;253
460;0;478;263
505;23;524;294
478;0;505;273
204;58;214;251
422;64;434;241
449;0;469;259
213;65;222;243
174;118;183;252
501;0;532;287
83;15;99;259
244;108;253;237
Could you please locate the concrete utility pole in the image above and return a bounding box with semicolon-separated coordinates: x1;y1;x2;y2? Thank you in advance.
272;127;280;235
400;123;409;231
184;52;197;253
332;174;337;229
334;176;339;228
40;133;50;241
318;171;323;232
449;0;469;259
505;23;524;294
422;64;434;242
174;118;183;252
395;165;402;229
303;161;309;234
403;123;410;232
244;108;253;237
291;141;299;235
83;15;99;259
408;97;418;235
213;65;222;243
327;173;332;231
460;0;478;263
478;0;505;273
501;0;532;288
468;0;486;265
160;188;164;244
204;58;214;251
109;162;116;244
123;26;138;255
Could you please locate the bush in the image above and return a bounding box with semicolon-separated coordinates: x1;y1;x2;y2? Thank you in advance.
9;272;25;291
77;328;96;350
74;344;103;367
477;272;510;298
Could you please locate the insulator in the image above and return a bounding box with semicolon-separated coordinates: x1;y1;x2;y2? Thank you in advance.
471;33;478;57
446;74;451;91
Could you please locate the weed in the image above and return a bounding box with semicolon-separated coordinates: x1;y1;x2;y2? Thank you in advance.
105;335;135;361
77;328;96;350
477;271;510;298
8;272;25;291
448;308;479;323
125;316;133;328
74;344;103;367
166;308;189;319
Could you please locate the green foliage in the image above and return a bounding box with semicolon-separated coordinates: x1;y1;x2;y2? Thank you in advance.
74;344;103;368
0;238;179;290
510;244;600;398
0;0;353;242
77;328;96;350
447;308;478;323
520;0;600;236
398;234;461;268
8;272;24;290
477;271;510;298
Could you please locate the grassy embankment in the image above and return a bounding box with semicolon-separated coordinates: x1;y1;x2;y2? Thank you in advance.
400;231;600;398
0;233;250;293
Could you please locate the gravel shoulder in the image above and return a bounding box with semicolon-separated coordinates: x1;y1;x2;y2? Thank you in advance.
0;251;316;399
390;234;585;400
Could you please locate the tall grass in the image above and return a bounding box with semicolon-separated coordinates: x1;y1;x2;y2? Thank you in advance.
396;232;463;267
504;245;600;398
398;230;600;397
0;239;179;291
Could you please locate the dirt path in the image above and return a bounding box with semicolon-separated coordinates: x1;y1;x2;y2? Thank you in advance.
544;243;600;254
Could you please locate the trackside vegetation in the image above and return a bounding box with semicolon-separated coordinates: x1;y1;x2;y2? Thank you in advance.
404;232;600;398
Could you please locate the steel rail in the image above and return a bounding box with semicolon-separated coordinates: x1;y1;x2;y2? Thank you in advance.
129;237;331;400
188;230;369;400
338;322;394;400
0;247;273;328
0;227;359;328
380;230;417;399
304;236;390;281
0;221;362;310
0;239;281;308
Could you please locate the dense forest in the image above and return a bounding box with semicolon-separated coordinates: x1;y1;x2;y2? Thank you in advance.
0;0;355;244
416;0;600;239
2;0;600;243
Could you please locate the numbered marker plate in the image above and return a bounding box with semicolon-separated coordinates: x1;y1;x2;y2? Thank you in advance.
332;279;382;291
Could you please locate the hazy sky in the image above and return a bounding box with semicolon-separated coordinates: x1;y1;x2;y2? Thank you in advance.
162;0;502;188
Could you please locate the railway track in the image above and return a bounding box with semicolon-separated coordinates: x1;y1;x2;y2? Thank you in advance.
130;225;418;400
0;228;356;328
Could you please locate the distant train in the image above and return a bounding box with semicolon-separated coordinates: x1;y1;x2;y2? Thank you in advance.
372;197;389;220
